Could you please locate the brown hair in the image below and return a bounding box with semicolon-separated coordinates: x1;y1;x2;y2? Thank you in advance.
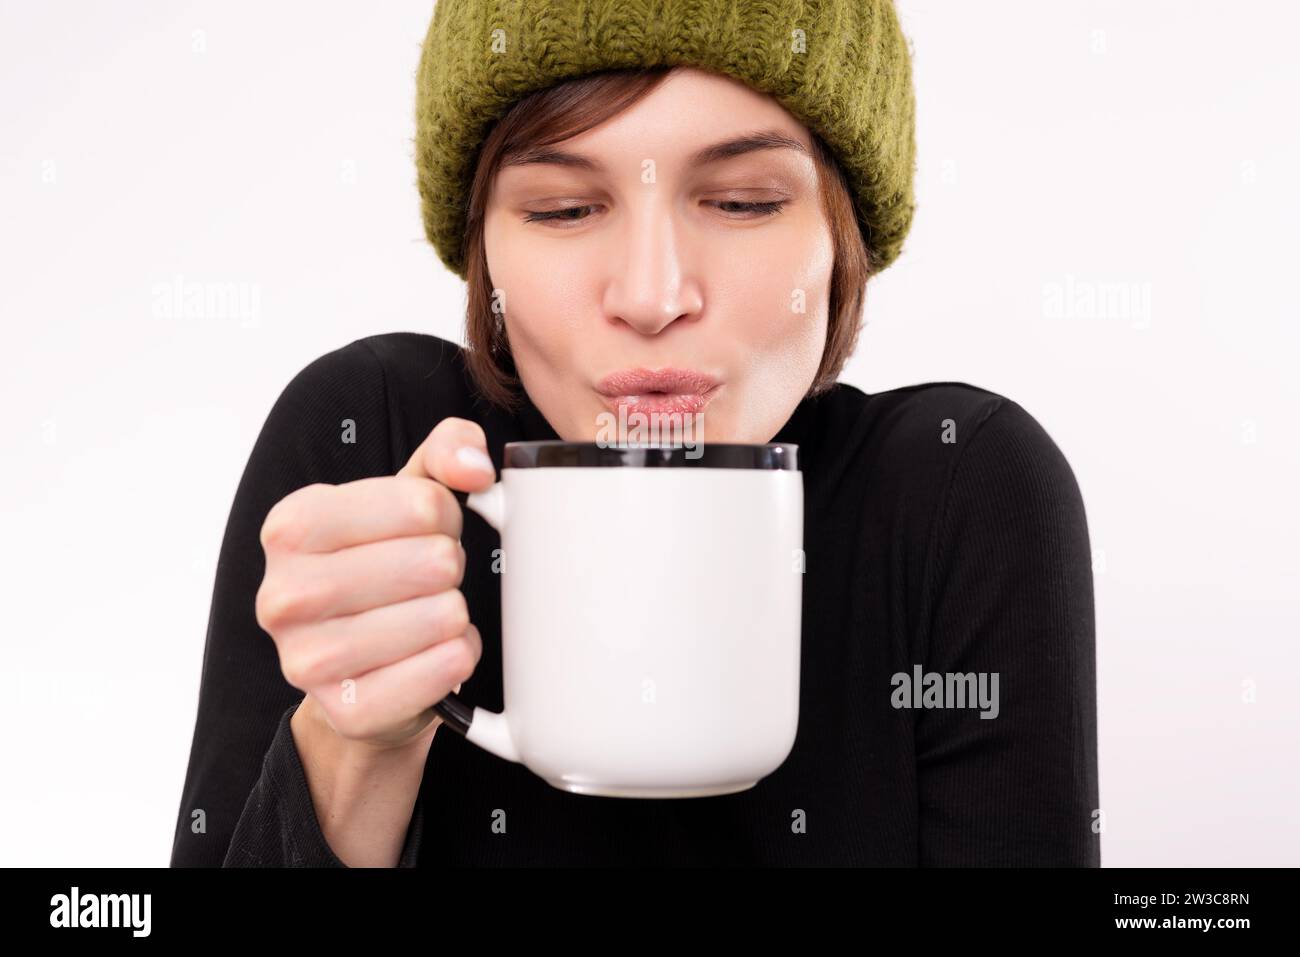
460;66;872;412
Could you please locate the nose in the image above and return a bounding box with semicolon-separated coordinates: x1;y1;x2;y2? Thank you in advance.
601;197;704;336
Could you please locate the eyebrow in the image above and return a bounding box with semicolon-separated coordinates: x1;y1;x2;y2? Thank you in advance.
499;129;808;173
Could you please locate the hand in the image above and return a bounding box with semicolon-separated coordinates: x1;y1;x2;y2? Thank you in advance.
255;417;497;750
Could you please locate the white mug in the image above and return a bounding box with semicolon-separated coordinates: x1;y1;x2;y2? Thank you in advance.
430;440;803;798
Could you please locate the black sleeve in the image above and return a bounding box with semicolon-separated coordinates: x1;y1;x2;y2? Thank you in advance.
914;398;1101;866
169;339;424;867
223;703;426;867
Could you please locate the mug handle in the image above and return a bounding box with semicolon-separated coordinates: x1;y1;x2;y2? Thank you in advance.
425;481;521;763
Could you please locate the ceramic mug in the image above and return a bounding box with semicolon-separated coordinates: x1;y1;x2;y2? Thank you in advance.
430;440;803;798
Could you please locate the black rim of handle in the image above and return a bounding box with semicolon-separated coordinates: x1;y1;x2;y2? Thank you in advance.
431;694;473;736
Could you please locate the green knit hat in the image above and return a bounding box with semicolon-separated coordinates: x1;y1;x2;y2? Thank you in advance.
414;0;916;280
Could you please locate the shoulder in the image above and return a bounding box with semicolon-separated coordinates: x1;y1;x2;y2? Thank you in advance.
255;331;475;480
278;329;480;422
812;380;1087;540
826;380;1008;449
351;330;468;385
279;330;524;468
280;331;467;400
827;379;1076;481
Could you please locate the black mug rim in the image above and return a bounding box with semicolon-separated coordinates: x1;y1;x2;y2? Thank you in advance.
502;440;798;470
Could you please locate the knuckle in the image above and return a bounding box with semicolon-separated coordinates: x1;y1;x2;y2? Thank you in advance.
254;582;273;631
259;505;295;551
415;480;458;532
411;481;441;528
431;415;472;440
258;578;325;630
295;639;345;690
441;535;465;581
255;580;292;632
410;539;441;584
262;588;299;630
437;589;470;637
418;535;460;585
261;487;321;551
433;417;488;456
459;642;481;681
462;422;489;451
445;634;478;683
279;648;311;691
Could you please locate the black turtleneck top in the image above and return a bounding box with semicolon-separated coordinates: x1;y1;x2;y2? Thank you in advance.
170;331;1100;867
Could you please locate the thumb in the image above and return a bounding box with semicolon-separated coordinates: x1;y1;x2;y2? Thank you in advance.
398;416;496;493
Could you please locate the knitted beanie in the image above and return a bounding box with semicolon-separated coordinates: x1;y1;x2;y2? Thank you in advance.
414;0;915;280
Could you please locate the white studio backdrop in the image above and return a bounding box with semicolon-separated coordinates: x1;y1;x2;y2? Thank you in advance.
1;1;1295;866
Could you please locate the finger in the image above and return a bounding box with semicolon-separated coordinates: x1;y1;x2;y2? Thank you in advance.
278;589;470;691
312;624;483;741
263;477;463;554
397;416;497;492
261;533;465;627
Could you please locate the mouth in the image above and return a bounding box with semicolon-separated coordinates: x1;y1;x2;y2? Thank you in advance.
595;367;722;416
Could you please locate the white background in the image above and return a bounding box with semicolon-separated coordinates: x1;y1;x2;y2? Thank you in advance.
1;1;1296;866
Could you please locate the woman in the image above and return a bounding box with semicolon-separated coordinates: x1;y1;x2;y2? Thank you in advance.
171;0;1099;867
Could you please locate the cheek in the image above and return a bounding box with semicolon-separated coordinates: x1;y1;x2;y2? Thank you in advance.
725;217;833;358
484;214;590;362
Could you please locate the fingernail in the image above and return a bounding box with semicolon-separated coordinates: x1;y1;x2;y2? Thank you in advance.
456;446;495;473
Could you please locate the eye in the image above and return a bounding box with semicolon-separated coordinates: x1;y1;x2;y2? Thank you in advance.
521;198;788;228
708;199;787;218
523;204;598;227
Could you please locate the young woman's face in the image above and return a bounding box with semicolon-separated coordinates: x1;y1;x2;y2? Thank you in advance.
483;66;833;444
